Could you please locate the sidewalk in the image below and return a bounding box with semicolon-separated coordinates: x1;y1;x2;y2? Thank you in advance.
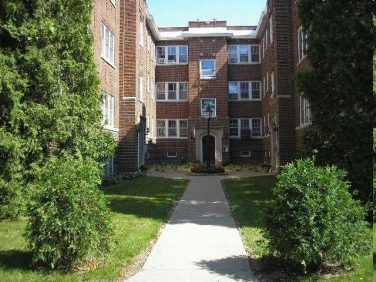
125;172;265;282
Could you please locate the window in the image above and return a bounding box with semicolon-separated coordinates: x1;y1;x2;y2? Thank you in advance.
200;59;216;78
167;152;178;158
300;95;312;125
228;45;260;64
229;118;262;138
298;26;308;62
179;120;188;137
168;83;176;100
271;71;275;97
157;119;189;138
102;93;115;128
228;81;261;100
201;98;216;117
179;83;188;100
157;120;166;137
156;82;188;101
156;83;165;100
156;46;188;64
251;119;261;137
229;119;239;137
101;23;114;65
269;16;273;44
104;157;114;175
241;151;251;158
139;19;144;47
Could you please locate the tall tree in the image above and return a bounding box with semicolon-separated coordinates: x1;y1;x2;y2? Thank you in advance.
296;0;374;203
0;1;115;215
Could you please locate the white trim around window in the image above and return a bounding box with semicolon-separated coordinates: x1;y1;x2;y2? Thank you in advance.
156;46;188;65
228;81;261;100
229;118;262;138
101;23;115;66
300;95;312;126
102;92;115;129
200;59;216;79
298;26;308;62
228;44;260;64
156;82;188;101
157;119;188;138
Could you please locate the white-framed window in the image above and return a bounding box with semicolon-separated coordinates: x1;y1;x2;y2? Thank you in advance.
300;95;312;125
269;16;273;44
271;71;275;97
201;98;216;117
241;151;251;158
228;45;260;64
101;23;115;65
157;119;188;138
298;26;308;62
229;118;262;138
139;18;144;47
167;152;178;158
200;59;216;78
156;82;188;101
156;46;188;64
102;93;115;128
228;81;261;100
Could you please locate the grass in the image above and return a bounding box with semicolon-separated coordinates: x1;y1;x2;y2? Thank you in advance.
0;176;188;282
222;175;373;281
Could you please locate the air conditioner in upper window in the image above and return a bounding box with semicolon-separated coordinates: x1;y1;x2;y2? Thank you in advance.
158;58;166;64
229;57;237;63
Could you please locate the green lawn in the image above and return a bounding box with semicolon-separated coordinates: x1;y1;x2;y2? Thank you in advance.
222;175;373;281
0;176;188;282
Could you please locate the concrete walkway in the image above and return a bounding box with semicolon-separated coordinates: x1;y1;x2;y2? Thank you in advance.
126;172;267;282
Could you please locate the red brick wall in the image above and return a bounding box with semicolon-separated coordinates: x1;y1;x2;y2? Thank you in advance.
92;0;120;172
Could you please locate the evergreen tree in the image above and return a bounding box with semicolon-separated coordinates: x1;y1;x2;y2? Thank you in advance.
0;1;115;213
1;0;116;268
296;0;374;203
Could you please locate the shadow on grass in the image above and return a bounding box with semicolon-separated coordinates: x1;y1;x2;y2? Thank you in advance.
104;177;188;221
0;250;32;270
107;196;176;220
222;175;276;229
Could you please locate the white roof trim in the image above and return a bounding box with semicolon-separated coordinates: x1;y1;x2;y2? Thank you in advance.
159;27;256;40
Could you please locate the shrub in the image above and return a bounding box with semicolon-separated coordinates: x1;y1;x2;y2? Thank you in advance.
101;171;142;187
264;158;370;273
190;165;225;174
25;157;113;270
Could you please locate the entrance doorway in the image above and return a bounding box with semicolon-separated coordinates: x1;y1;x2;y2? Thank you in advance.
202;135;215;165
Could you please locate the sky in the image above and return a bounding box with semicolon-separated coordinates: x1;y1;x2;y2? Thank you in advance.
146;0;267;28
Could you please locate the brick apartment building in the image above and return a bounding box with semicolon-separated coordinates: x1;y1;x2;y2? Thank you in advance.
92;0;120;174
93;0;311;173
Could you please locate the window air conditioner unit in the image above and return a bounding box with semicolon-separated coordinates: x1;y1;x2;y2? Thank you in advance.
158;58;166;64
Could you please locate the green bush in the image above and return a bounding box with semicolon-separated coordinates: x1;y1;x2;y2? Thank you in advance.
264;158;370;273
25;157;113;270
